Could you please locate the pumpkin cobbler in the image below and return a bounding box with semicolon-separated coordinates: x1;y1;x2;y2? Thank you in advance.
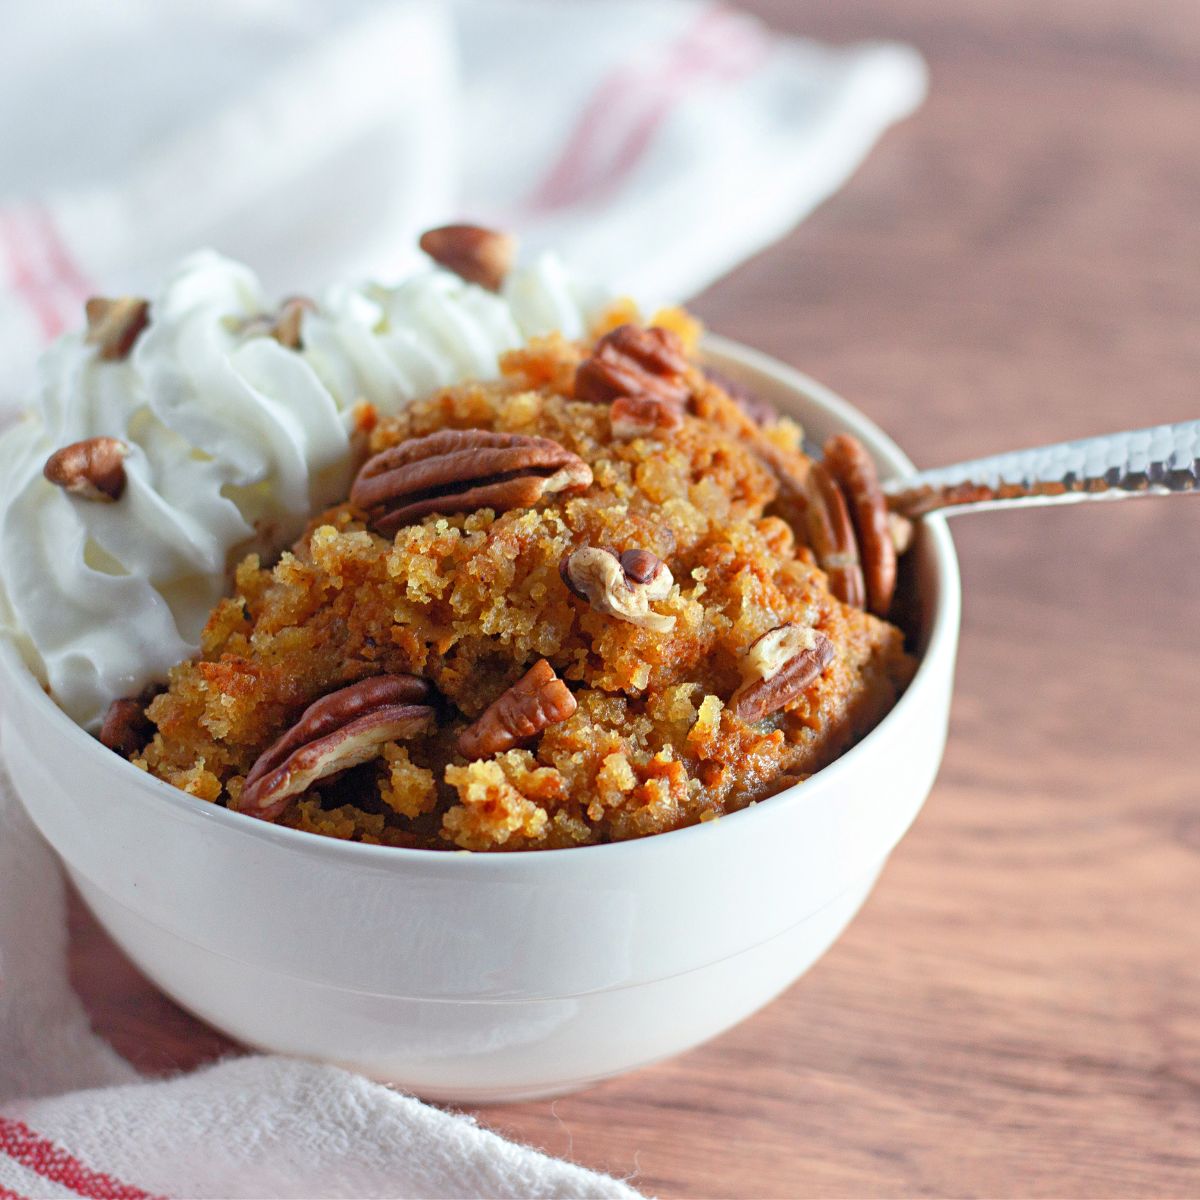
108;304;915;852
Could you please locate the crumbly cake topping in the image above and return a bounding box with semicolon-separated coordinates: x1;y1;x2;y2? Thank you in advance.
115;315;914;851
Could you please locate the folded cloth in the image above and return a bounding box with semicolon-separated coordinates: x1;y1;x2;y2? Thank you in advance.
0;1;925;1195
4;1056;643;1200
0;771;639;1200
0;0;925;409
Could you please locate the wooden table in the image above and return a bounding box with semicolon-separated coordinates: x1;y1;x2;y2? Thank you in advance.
69;2;1200;1195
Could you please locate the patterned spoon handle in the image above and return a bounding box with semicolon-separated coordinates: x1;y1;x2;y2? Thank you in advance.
883;419;1200;518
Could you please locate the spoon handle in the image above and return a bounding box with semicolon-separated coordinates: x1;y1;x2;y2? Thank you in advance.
883;419;1200;518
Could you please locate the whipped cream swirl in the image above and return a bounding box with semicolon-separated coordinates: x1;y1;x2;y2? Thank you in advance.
0;249;607;729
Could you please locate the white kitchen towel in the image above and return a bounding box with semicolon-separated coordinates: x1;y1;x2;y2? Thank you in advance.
1;1053;644;1200
0;2;925;1196
0;0;925;409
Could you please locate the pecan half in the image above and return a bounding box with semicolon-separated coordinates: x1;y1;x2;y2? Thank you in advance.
457;659;577;759
610;394;684;440
99;697;153;758
238;295;316;350
823;434;896;617
561;546;675;633
731;625;835;722
419;224;517;292
351;429;592;537
85;296;150;361
43;437;129;502
240;675;434;821
804;459;865;609
575;325;690;407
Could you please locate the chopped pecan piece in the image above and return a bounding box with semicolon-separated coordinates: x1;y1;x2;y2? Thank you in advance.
888;511;914;556
457;659;577;759
238;295;316;349
610;394;684;440
85;296;150;361
240;675;435;821
617;548;665;584
419;224;517;292
823;434;897;617
804;460;866;609
351;429;593;537
561;546;675;633
575;324;690;407
43;436;129;502
99;697;153;758
731;625;835;722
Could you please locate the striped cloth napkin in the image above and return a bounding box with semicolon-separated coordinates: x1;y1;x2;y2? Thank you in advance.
0;1;925;1195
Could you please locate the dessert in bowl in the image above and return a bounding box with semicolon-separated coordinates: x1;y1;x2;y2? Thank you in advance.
0;229;959;1099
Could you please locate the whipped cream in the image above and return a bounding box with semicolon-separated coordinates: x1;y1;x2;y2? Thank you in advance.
0;249;607;729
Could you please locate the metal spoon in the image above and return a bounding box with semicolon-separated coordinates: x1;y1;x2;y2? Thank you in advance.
875;419;1200;519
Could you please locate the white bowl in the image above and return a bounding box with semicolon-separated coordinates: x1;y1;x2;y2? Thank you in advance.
0;338;961;1103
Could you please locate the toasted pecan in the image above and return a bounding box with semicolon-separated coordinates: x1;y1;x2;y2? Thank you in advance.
457;659;577;759
240;675;434;821
561;546;675;633
804;460;866;609
617;548;665;585
43;436;129;502
84;296;150;361
609;393;684;440
99;697;153;758
419;224;517;292
238;296;316;349
731;625;835;722
575;324;690;407
823;434;896;617
350;429;593;537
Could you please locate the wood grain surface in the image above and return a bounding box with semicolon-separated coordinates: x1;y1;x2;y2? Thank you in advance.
67;2;1200;1196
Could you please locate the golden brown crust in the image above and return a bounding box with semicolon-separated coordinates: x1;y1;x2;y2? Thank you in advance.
131;327;915;850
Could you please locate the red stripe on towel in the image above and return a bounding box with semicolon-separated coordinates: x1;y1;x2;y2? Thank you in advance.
524;4;768;213
0;205;94;342
0;211;66;340
603;10;768;186
30;205;94;309
0;1117;165;1200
